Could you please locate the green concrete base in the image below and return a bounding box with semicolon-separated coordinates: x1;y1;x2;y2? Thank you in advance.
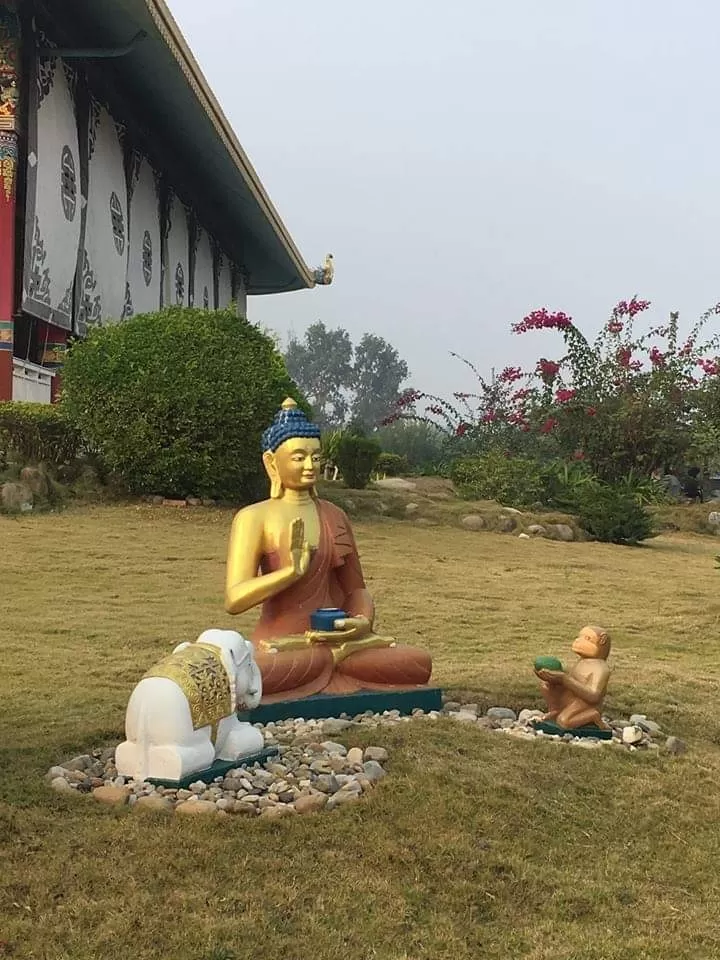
238;687;444;725
146;747;279;789
531;719;613;740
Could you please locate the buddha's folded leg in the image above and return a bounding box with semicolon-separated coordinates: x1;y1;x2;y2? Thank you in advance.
253;644;335;703
330;644;432;691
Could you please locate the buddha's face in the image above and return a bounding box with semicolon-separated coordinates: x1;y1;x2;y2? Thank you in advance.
268;436;323;492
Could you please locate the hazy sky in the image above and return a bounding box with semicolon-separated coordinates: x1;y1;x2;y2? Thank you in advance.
169;0;720;399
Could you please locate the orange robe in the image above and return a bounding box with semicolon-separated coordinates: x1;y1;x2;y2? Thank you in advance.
252;500;432;703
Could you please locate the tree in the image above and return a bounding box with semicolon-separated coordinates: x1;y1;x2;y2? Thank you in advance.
284;324;411;430
284;321;353;429
351;333;409;429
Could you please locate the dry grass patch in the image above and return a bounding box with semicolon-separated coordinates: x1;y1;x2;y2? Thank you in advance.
2;505;720;959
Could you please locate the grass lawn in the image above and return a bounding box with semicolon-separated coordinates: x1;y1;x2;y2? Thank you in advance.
2;504;720;960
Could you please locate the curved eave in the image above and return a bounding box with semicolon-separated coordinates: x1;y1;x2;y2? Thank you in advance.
41;0;317;294
143;0;316;295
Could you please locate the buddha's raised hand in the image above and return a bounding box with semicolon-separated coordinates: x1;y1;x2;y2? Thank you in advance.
288;517;312;579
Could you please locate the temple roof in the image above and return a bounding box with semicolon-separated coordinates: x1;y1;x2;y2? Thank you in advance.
34;0;318;295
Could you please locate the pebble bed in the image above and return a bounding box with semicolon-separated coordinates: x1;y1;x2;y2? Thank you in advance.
47;703;687;817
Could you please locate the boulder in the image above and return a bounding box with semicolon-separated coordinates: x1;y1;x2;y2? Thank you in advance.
19;466;49;497
707;511;720;529
92;785;130;806
1;481;33;514
527;524;546;536
134;795;174;814
362;760;386;782
622;726;644;745
346;747;364;765
665;736;687;756
486;707;517;721
497;516;516;532
175;799;217;816
460;514;485;532
405;502;420;517
50;777;74;795
373;478;417;492
546;523;575;542
295;793;329;815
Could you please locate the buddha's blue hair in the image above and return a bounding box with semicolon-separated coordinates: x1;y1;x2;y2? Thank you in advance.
262;402;321;453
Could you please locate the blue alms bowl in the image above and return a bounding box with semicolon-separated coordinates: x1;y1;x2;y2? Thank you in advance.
310;608;347;631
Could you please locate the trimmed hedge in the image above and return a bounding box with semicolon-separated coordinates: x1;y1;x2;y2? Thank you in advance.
0;401;81;465
335;430;381;490
60;307;306;501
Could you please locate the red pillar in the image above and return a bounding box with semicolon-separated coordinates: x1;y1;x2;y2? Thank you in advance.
0;3;20;402
0;130;17;401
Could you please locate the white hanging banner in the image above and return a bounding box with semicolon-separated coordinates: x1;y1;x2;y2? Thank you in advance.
22;56;81;330
193;225;214;310
126;152;161;317
163;191;189;307
76;100;128;334
216;249;233;310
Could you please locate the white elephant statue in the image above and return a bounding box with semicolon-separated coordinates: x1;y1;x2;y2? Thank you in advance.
115;629;264;783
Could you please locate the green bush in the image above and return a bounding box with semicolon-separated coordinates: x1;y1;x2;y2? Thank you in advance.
450;451;545;506
60;307;304;501
321;429;343;464
374;420;447;471
376;452;409;476
0;401;81;465
573;483;656;545
539;459;598;509
335;430;381;489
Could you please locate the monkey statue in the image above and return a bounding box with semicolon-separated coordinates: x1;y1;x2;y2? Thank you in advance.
533;625;611;731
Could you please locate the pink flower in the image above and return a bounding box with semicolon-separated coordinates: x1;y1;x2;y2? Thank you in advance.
555;388;577;403
508;411;528;426
537;359;561;379
455;422;470;437
698;358;720;376
572;450;585;461
482;409;498;423
628;297;651;317
397;389;422;408
540;417;558;434
607;320;624;334
649;346;666;367
513;308;573;334
680;339;695;357
586;406;597;416
614;297;651;318
512;388;532;401
617;346;632;368
498;366;524;383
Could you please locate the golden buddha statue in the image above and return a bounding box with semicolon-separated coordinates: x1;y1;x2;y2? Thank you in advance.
225;398;433;703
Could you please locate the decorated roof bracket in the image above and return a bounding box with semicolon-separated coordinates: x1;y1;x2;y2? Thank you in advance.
37;29;147;60
313;253;334;286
